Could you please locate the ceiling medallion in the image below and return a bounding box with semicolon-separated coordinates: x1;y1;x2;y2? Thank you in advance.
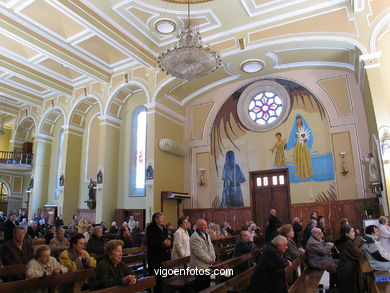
241;60;264;73
157;1;221;80
155;19;176;34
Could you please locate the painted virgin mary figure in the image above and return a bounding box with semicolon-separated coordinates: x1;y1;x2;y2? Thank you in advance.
221;151;246;207
286;114;313;180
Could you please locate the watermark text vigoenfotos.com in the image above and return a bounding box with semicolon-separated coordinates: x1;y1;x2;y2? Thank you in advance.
154;267;234;278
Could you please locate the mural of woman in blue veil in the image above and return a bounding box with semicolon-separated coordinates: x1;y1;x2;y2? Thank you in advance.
221;151;246;207
286;114;313;180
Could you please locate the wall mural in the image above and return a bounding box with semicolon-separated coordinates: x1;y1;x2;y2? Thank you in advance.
221;151;246;207
210;79;336;207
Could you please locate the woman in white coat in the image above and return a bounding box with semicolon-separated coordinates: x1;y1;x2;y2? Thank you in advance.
171;217;190;260
378;216;390;253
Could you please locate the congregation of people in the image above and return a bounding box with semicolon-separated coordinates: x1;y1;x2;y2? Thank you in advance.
0;209;390;293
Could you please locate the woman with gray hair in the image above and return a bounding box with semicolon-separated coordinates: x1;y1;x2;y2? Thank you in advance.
378;216;390;253
26;245;68;292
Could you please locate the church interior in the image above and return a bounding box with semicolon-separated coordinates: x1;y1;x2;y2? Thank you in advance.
0;0;390;291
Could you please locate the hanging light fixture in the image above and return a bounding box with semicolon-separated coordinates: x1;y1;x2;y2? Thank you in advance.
157;0;221;80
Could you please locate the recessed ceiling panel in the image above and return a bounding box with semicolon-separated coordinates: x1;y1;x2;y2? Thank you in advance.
20;0;86;39
0;32;40;59
38;58;83;80
9;76;47;92
76;35;129;65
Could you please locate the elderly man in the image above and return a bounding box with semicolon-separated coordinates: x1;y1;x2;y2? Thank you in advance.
3;212;19;242
3;226;33;270
50;227;70;252
190;219;216;292
250;235;291;293
86;226;105;255
362;225;390;271
265;209;281;243
233;230;256;273
303;219;317;248
306;227;336;272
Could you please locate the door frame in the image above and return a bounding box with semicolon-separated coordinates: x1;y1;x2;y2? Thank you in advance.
249;168;292;225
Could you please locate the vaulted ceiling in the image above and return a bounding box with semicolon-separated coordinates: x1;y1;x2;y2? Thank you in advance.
0;0;389;122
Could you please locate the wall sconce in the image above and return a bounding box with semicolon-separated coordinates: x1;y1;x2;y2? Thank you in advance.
197;168;206;185
339;152;349;176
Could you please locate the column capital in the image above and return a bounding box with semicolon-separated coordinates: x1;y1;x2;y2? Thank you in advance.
359;52;381;69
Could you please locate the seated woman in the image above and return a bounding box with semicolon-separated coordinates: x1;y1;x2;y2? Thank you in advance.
279;224;305;260
59;233;96;293
335;225;366;293
26;245;68;293
92;240;136;290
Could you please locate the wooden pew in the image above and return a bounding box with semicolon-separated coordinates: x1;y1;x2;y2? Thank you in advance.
199;283;227;293
93;275;156;293
224;265;256;293
160;256;195;292
122;246;147;256
285;256;305;279
211;248;260;284
360;255;390;293
122;253;148;275
287;268;324;293
0;268;96;293
374;271;390;293
0;264;26;278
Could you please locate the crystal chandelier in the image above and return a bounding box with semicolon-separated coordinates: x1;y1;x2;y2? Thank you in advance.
157;0;221;80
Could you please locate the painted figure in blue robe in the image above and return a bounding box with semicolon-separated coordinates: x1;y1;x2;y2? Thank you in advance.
221;151;246;207
286;114;313;180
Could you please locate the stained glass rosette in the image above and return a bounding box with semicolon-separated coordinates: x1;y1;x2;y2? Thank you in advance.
248;91;283;125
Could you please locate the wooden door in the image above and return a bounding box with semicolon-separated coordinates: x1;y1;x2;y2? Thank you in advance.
250;168;291;229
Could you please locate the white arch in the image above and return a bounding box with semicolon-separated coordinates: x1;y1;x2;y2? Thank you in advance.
370;12;390;53
105;80;151;116
12;115;38;142
66;93;103;126
37;106;66;136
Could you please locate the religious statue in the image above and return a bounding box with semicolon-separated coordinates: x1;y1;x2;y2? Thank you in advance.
86;179;96;210
146;164;153;180
88;179;96;200
97;169;103;184
286;114;313;180
29;178;34;189
220;151;246;207
59;174;65;186
269;132;286;166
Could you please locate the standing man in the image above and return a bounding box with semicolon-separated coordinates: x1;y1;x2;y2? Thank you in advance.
146;212;171;293
265;209;281;243
4;212;19;242
250;235;291;293
190;219;216;292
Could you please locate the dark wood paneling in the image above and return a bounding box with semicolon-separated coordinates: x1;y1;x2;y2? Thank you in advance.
183;207;251;231
184;198;379;241
115;209;146;229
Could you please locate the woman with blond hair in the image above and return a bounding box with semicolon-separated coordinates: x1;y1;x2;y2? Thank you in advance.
378;216;390;253
26;245;68;293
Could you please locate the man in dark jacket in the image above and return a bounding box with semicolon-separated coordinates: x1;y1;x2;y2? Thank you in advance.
250;235;291;293
146;212;171;293
86;226;105;255
3;225;33;280
27;220;41;238
116;226;132;248
265;209;281;243
131;221;143;247
303;219;317;248
233;230;256;273
3;212;19;242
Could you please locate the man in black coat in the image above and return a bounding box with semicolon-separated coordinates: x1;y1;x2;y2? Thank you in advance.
3;212;19;242
302;219;317;249
146;212;171;293
250;235;291;293
265;209;281;243
233;230;256;273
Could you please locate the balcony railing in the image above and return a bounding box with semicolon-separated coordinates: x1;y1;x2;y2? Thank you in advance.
0;151;33;165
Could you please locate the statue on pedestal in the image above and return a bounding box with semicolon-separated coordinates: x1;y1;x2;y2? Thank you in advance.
85;179;96;210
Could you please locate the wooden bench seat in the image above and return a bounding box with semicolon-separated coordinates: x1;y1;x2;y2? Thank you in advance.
0;268;96;293
0;264;26;278
122;246;147;256
93;275;156;293
122;253;148;275
160;256;195;291
199;283;227;293
360;255;390;293
224;265;256;293
287;268;324;293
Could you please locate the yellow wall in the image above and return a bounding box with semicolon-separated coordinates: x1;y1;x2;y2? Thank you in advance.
0;129;12;151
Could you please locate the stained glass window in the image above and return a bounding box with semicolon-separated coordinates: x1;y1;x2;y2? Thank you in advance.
248;91;283;125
